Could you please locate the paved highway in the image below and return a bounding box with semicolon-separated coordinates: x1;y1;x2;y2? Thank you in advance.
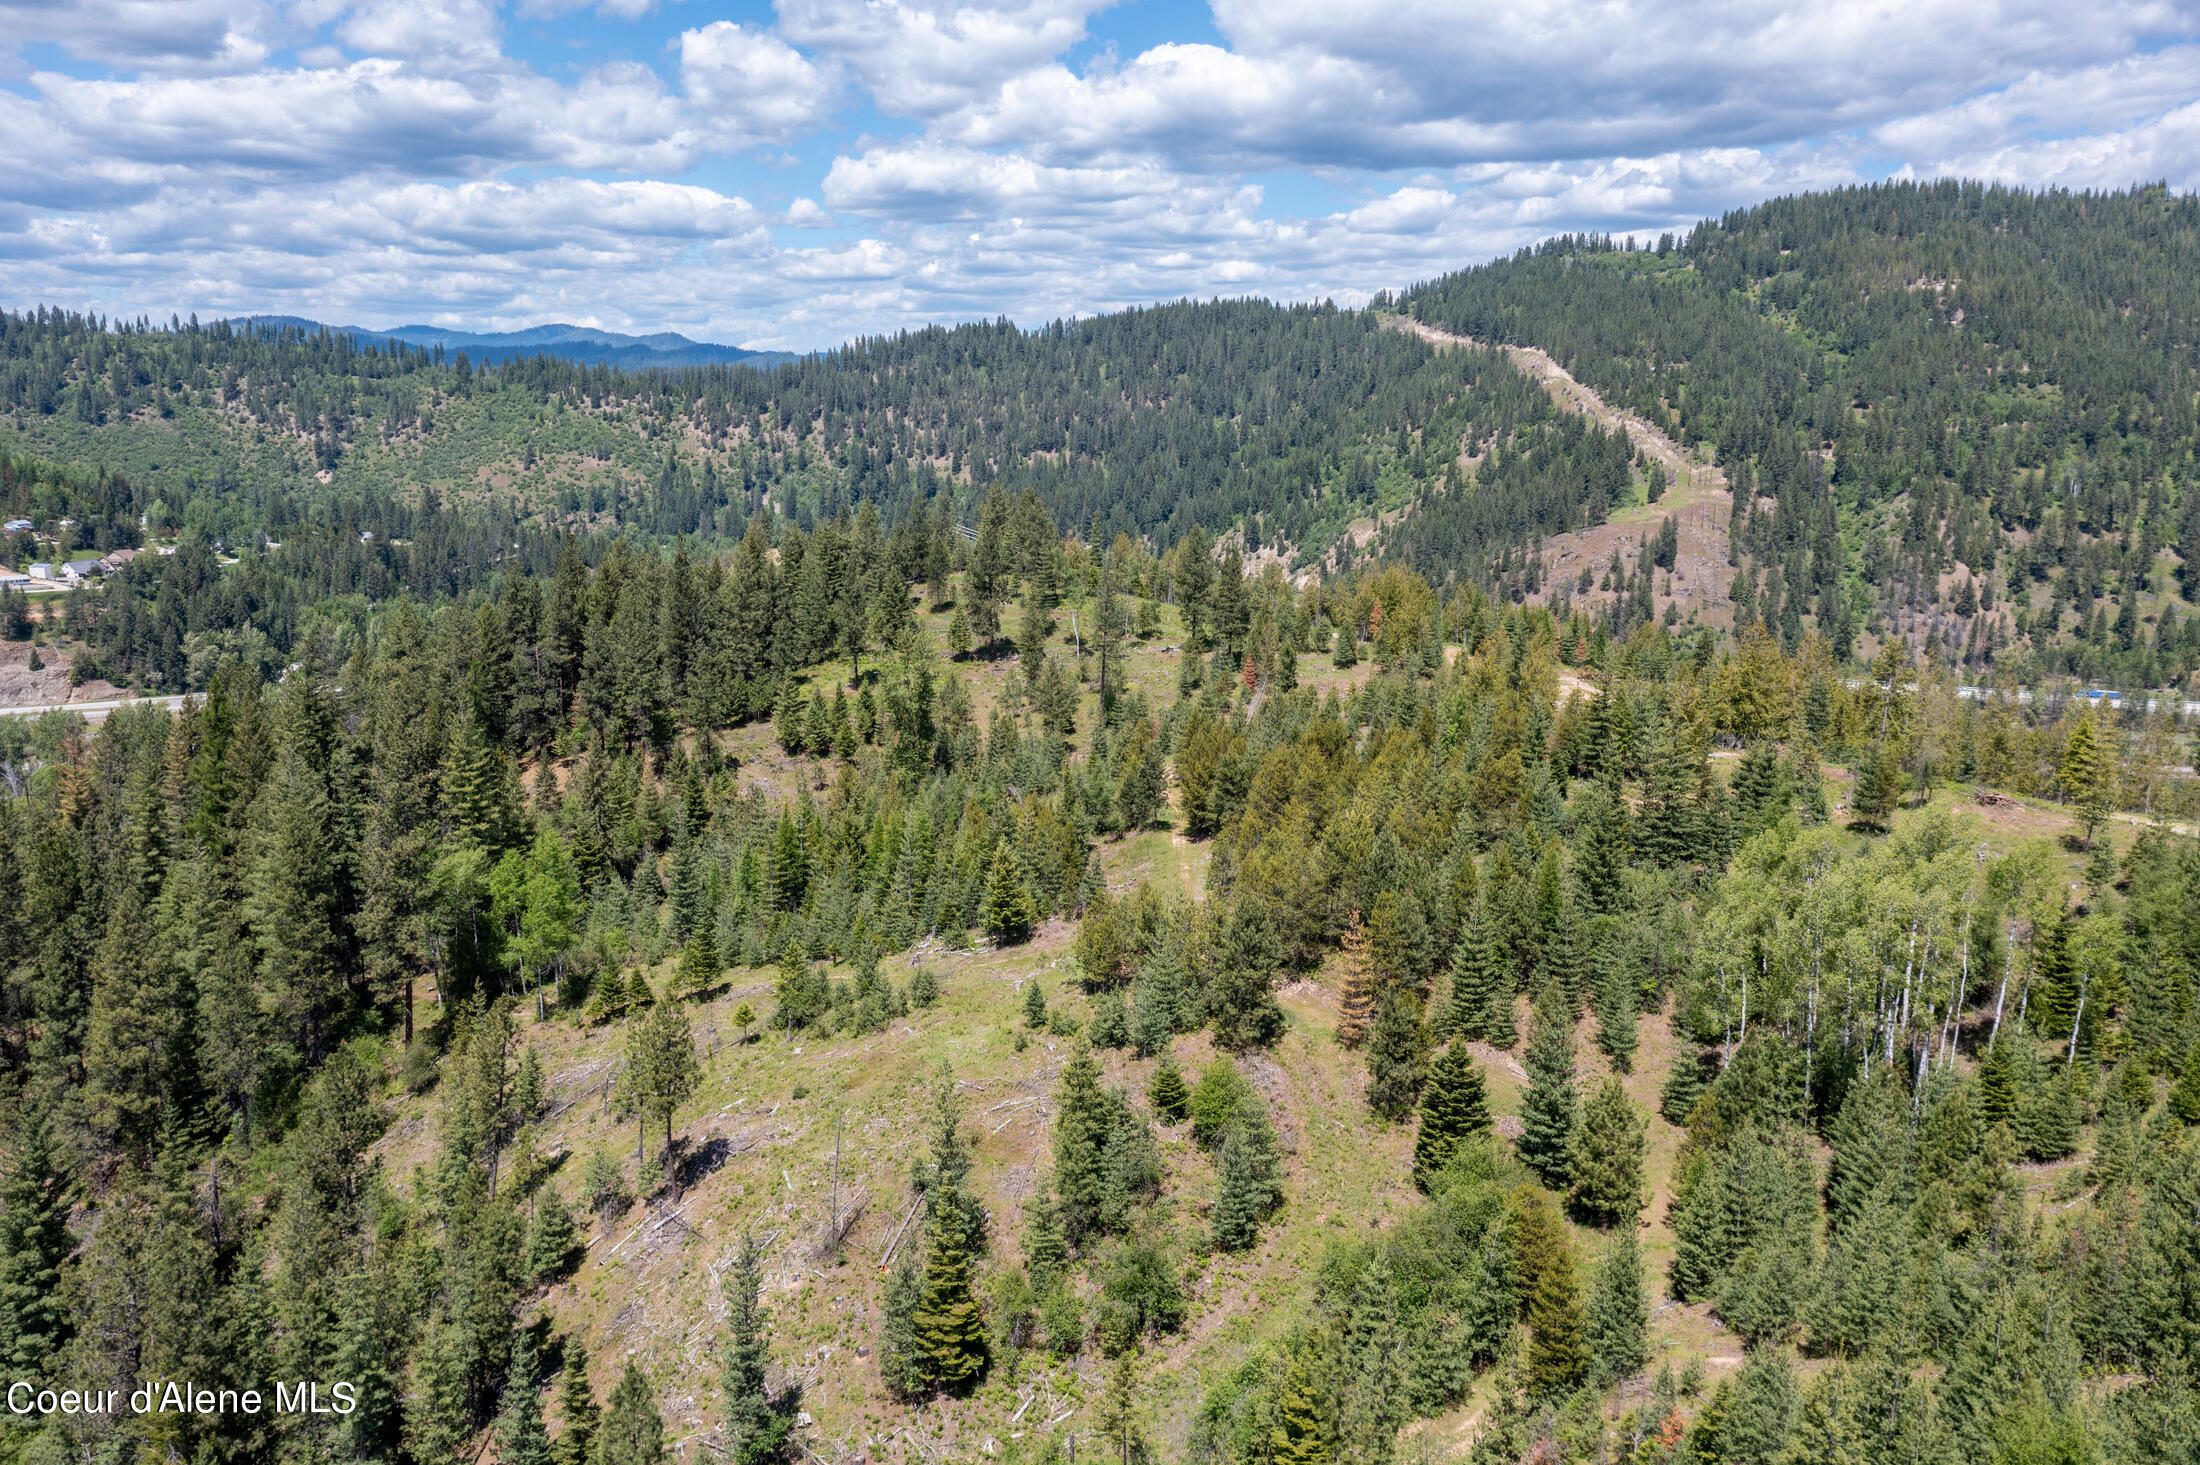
0;693;190;722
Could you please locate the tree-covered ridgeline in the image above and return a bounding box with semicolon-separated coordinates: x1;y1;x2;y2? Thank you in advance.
17;182;2200;687
0;297;1632;580
1402;180;2200;687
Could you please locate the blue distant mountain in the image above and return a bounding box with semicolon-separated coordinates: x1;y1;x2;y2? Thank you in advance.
231;316;797;371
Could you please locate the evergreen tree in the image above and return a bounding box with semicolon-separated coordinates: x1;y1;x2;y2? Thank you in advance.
1052;1045;1112;1245
2059;712;2113;848
1849;742;1905;833
1022;978;1048;1028
1149;1055;1190;1124
1805;1180;1905;1358
0;1100;75;1376
595;1363;666;1465
405;1316;470;1463
2021;1059;2083;1161
527;1188;580;1285
1524;1222;1587;1398
983;839;1037;944
622;998;701;1182
1210;902;1285;1050
723;1236;790;1465
1446;901;1515;1047
1364;985;1428;1121
1516;985;1579;1189
1723;1347;1798;1464
1271;1352;1331;1465
496;1329;554;1465
2170;1040;2200;1125
676;933;720;996
1591;945;1638;1073
1023;1191;1065;1288
877;1245;926;1402
1635;718;1705;867
1212;1119;1269;1252
1573;783;1632;915
1336;908;1378;1047
1730;740;1789;836
1569;1077;1646;1225
1585;1229;1649;1384
912;1202;989;1393
552;1341;599;1465
1130;946;1185;1057
1090;988;1131;1049
1661;1049;1708;1126
1822;1073;1915;1233
1978;1037;2023;1130
1411;1044;1492;1193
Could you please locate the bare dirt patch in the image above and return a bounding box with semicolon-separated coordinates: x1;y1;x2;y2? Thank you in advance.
1384;317;1736;631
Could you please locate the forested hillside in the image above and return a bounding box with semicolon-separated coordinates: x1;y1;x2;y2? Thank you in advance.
1403;181;2200;689
7;179;2200;1465
0;300;1635;583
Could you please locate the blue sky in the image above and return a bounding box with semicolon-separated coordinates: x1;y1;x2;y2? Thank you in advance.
3;0;2198;350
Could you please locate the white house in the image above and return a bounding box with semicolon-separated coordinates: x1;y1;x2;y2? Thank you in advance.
27;562;55;579
2;519;31;533
62;559;102;582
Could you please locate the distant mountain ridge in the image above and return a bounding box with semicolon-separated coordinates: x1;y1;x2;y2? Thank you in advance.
231;315;798;371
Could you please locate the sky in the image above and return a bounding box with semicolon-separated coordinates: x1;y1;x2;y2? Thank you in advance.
4;0;2199;351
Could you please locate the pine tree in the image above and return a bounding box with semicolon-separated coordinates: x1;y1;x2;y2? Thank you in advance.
982;839;1037;944
1149;1055;1190;1124
677;932;721;996
552;1341;599;1465
1635;718;1705;867
1592;947;1638;1072
1411;1043;1491;1193
1024;1191;1066;1288
1446;901;1515;1047
1364;985;1428;1121
2030;909;2085;1048
1095;1349;1151;1465
404;1316;470;1463
2021;1060;2083;1161
1731;740;1788;836
1585;1229;1649;1384
0;1100;75;1375
1130;945;1184;1057
622;998;701;1182
912;1202;989;1393
723;1236;790;1465
1090;988;1131;1048
2059;712;2113;848
1978;1037;2023;1130
1723;1348;1798;1463
1660;1049;1707;1126
595;1363;666;1465
1516;985;1579;1189
1335;908;1378;1047
1569;1077;1646;1226
1524;1222;1588;1398
1573;784;1632;916
1849;741;1905;832
527;1188;580;1285
1270;1352;1331;1465
496;1329;554;1465
2170;1040;2200;1125
1212;1119;1269;1252
1211;902;1285;1050
1053;1045;1112;1245
1022;978;1048;1028
878;1244;926;1402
